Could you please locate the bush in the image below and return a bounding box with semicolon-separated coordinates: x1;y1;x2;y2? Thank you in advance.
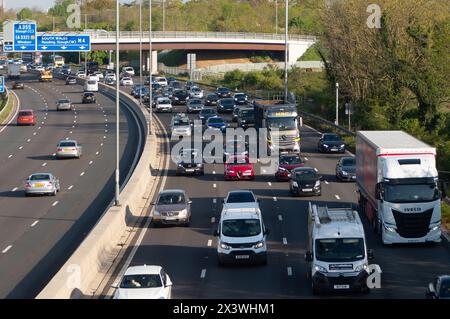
442;201;450;230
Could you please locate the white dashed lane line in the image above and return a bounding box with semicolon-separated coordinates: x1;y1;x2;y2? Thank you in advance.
68;185;73;190
273;196;277;202
27;139;31;142
335;194;341;200
89;161;93;165
267;182;272;186
31;221;39;227
287;267;293;276
283;237;288;245
11;187;18;192
278;214;283;221
80;172;85;176
42;163;47;167
304;157;308;161
95;151;99;155
52;201;59;207
200;269;207;279
19;146;23;150
2;245;12;254
8;154;12;158
324;180;329;185
213;183;217;188
211;217;215;223
207;240;212;247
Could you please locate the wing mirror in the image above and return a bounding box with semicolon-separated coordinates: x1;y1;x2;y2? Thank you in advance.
264;228;270;236
188;200;193;204
367;249;374;260
304;251;313;262
426;283;437;299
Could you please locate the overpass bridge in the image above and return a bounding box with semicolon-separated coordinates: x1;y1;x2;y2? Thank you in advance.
1;31;316;72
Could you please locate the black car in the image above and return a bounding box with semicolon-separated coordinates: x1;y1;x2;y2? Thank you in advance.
65;76;77;85
198;107;217;124
172;89;190;105
318;133;346;153
167;76;176;84
176;148;204;176
171;81;183;90
217;98;235;113
82;92;96;104
204;93;219;106
289;167;322;196
426;276;450;299
237;107;255;128
12;82;24;89
336;156;356;181
233;92;248;105
144;76;151;85
185;81;195;91
232;106;241;122
216;87;231;98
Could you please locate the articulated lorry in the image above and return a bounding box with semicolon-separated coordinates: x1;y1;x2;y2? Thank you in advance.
356;131;441;244
253;100;301;155
7;63;20;79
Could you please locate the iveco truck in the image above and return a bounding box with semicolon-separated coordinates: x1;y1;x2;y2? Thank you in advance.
356;131;441;244
254;100;301;155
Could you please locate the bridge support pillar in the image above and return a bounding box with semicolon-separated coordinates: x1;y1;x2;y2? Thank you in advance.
143;50;158;75
287;41;315;66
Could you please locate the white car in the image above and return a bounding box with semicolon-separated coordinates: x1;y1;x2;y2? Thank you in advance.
120;77;134;86
84;79;99;92
113;265;172;299
154;76;168;87
105;73;117;81
56;139;82;159
76;71;86;78
189;86;204;99
155;97;173;113
93;71;104;79
122;66;135;76
222;190;260;210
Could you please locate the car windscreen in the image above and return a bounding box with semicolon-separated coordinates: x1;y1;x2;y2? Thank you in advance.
58;99;70;104
157;193;185;205
59;142;76;147
19;111;33;116
221;99;234;106
323;134;341;141
294;170;318;181
383;183;440;203
84;93;94;97
235;94;246;98
207;94;218;99
280;156;302;165
173;118;189;126
208;118;224;124
226;192;255;203
315;238;365;262
87;80;96;85
189;99;202;105
158;99;171;104
120;274;162;289
175;90;188;95
201;109;215;115
342;158;356;166
30;174;50;181
240;109;254;117
440;279;450;298
227;157;250;165
218;87;229;93
222;219;261;237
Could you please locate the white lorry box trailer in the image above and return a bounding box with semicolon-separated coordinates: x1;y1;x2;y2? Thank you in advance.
356;131;441;244
7;63;20;79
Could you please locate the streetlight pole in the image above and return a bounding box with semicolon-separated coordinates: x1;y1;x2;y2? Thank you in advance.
139;0;142;106
275;0;278;34
335;82;339;126
162;0;166;32
115;0;120;206
84;14;87;75
148;0;153;135
284;0;288;102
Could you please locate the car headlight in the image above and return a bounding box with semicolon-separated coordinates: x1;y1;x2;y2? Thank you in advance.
294;137;300;142
196;163;203;167
278;167;287;172
241;120;246;123
153;210;160;216
253;241;264;249
430;225;440;231
220;242;230;250
341;170;348;175
314;265;328;273
340;144;345;148
179;209;188;216
315;180;321;187
174;97;179;100
322;144;329;148
355;263;368;272
292;181;298;187
384;224;396;232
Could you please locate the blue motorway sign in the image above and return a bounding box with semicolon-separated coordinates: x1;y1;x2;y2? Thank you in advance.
0;76;5;94
3;44;13;52
37;35;91;52
14;22;37;52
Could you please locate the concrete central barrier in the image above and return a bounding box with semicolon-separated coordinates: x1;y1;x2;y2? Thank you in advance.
36;75;156;298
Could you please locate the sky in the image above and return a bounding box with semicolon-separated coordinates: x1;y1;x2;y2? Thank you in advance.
2;0;139;11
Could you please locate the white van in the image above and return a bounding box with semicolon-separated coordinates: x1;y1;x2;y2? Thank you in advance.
304;203;374;294
84;78;99;92
154;76;168;87
122;66;135;76
215;205;269;265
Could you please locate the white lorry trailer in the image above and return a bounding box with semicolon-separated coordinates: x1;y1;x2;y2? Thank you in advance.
304;203;373;294
356;131;441;244
7;63;20;79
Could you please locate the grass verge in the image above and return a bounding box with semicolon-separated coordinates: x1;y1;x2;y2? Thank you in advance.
442;201;450;230
0;92;14;124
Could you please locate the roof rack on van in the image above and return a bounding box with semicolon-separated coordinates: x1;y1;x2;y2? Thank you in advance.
308;202;356;227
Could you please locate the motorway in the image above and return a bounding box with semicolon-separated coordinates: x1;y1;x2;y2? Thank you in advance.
104;87;450;299
0;73;140;298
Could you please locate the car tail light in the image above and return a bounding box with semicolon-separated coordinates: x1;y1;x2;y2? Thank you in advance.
25;183;31;188
47;182;53;186
57;148;62;151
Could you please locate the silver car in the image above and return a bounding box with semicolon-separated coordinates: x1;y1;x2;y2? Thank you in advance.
56;98;72;111
151;189;192;227
186;98;204;113
25;173;60;196
56;139;82;159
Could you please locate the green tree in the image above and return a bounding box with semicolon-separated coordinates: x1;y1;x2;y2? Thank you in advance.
17;8;33;20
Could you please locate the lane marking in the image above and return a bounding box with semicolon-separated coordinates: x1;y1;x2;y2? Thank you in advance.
273;196;277;201
287;267;293;276
304;157;308;161
213;183;216;188
69;131;73;134
2;245;12;254
95;151;99;155
72;125;75;128
89;161;93;165
335;194;341;200
27;139;31;142
8;154;12;158
52;153;56;156
52;201;59;207
283;237;288;245
31;220;39;227
103;136;106;139
268;182;272;186
212;198;217;204
19;146;23;150
68;185;74;190
100;143;104;146
262;169;266;173
42;162;47;167
80;172;85;176
11;187;18;192
200;269;207;279
278;214;283;221
211;217;215;223
212;170;216;175
324;180;329;185
38;126;41;130
33;132;37;136
65;137;69;140
207;239;212;247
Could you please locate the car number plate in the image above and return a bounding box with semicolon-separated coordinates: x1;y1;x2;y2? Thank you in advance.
334;284;350;289
235;255;249;260
302;188;313;192
243;172;251;176
63;148;71;152
35;183;44;187
352;176;356;179
186;169;195;172
331;148;338;151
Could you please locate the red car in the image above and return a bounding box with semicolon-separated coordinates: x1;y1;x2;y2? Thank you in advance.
224;156;255;180
275;153;305;181
16;109;36;126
